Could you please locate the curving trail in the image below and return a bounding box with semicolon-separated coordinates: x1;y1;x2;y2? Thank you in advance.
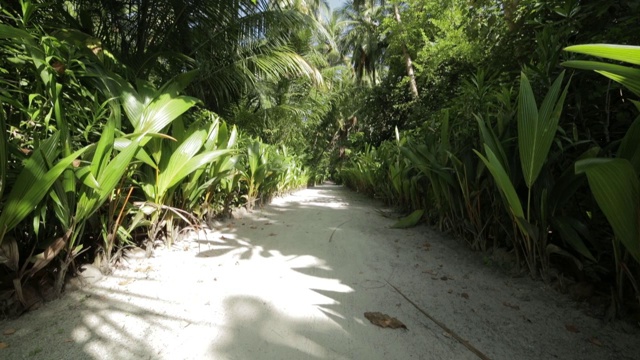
1;184;638;359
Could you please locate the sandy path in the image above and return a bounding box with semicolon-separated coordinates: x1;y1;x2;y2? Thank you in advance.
1;184;638;359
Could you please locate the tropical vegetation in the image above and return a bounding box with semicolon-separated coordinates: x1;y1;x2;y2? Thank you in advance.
0;0;639;321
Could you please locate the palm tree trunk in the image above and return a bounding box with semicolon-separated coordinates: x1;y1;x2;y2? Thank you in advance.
393;4;419;99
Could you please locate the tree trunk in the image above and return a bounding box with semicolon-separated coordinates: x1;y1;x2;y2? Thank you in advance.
393;4;419;100
503;0;520;32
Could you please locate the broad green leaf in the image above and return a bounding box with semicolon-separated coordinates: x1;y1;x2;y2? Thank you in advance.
518;71;568;188
475;114;509;172
551;216;597;262
0;135;88;244
617;115;640;175
156;130;206;199
564;44;640;66
119;84;143;129
167;149;231;189
114;137;157;168
575;158;640;262
75;136;141;221
562;60;640;96
91;117;115;178
391;209;424;229
227;125;238;148
159;69;200;96
474;145;525;219
138;94;199;134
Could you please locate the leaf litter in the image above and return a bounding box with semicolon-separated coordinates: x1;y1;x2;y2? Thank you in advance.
364;312;407;329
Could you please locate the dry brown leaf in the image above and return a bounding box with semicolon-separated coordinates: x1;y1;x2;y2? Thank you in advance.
364;312;407;329
461;293;470;299
0;342;8;349
588;337;603;347
565;324;580;333
440;276;449;281
268;233;277;236
3;329;16;335
64;338;74;343
503;302;520;310
118;279;134;286
134;266;152;273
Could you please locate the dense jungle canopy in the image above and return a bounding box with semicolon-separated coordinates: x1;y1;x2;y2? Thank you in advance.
1;0;640;320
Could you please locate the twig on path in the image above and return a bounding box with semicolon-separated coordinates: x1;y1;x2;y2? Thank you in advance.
328;218;352;242
385;280;491;360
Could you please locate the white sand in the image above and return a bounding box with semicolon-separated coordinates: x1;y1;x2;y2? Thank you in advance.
1;184;638;359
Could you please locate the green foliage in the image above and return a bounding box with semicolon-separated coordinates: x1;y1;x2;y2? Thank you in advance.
0;1;315;312
333;0;640;314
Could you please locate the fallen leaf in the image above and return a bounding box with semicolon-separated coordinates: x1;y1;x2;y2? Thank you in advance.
447;289;453;294
250;226;257;229
64;339;74;343
3;329;16;335
422;269;436;275
364;312;407;329
269;233;277;236
588;337;603;347
0;342;8;349
503;302;520;310
461;293;470;299
565;324;580;333
118;279;134;286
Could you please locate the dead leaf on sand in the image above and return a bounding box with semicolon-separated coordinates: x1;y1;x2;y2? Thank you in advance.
119;278;134;286
0;342;8;349
461;292;469;299
588;337;603;346
503;302;520;310
364;312;407;329
565;324;580;333
3;329;16;335
269;233;277;236
134;266;153;273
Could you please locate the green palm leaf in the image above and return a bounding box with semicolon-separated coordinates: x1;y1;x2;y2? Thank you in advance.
75;135;142;222
137;94;199;134
518;71;569;188
156;130;231;201
562;60;640;97
474;145;525;220
564;44;640;66
0;134;88;244
617;116;640;175
575;158;640;262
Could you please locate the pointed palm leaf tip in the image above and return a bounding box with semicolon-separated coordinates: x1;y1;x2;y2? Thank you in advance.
518;71;568;188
